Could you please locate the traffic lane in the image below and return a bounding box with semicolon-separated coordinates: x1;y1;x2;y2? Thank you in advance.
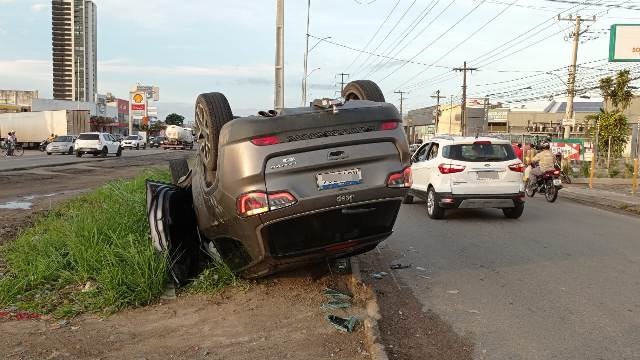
0;148;191;171
384;197;640;359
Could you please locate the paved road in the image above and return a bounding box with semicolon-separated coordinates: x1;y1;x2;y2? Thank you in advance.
384;196;640;359
0;148;192;171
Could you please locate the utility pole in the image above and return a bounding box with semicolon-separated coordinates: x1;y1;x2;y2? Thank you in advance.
558;14;595;139
337;73;350;93
302;0;311;106
274;0;285;111
453;61;477;136
431;90;446;134
449;95;454;135
395;90;408;141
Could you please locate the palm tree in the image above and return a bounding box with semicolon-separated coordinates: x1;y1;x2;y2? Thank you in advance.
599;69;634;112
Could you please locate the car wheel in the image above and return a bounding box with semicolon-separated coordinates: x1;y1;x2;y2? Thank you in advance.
75;151;82;158
503;203;524;219
170;159;190;185
143;144;147;149
194;92;234;186
116;147;122;157
68;147;73;155
136;144;139;150
342;80;386;102
101;147;108;158
46;152;51;155
426;187;445;219
402;194;414;204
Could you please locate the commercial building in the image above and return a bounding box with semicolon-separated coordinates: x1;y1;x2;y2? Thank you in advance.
0;90;38;113
405;106;436;143
51;0;97;102
437;104;486;136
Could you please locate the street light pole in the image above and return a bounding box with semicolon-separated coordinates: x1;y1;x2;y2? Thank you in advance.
301;67;320;103
274;0;285;111
302;0;311;106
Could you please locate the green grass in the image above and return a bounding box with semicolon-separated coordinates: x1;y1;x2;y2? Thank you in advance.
0;170;172;317
186;261;242;294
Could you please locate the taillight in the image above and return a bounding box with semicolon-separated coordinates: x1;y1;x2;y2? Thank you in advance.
380;121;399;131
553;170;560;175
236;190;297;217
473;140;491;144
250;135;280;146
438;164;466;174
508;163;525;173
387;167;412;188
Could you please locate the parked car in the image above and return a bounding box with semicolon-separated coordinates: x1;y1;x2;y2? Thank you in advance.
122;135;146;150
405;136;525;219
146;80;412;284
74;132;122;157
150;136;167;148
113;134;124;143
46;135;77;155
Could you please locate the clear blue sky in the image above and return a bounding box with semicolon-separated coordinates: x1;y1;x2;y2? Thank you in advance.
1;0;638;120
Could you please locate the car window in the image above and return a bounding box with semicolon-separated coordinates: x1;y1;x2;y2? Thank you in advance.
126;136;138;140
426;143;439;161
78;133;99;140
442;143;516;162
413;143;430;162
54;136;71;142
108;135;116;142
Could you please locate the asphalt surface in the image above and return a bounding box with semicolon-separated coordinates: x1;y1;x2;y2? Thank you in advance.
384;196;640;359
0;148;187;171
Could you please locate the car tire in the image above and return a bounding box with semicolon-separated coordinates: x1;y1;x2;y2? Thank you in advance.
342;80;386;102
136;144;140;150
170;159;190;185
194;92;234;185
426;187;445;219
143;144;147;150
402;194;414;204
101;147;108;158
116;147;122;157
47;152;51;155
68;147;73;155
503;203;524;219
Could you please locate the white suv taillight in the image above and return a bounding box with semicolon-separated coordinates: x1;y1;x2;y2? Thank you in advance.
508;163;525;173
438;164;465;174
387;167;412;188
236;191;297;217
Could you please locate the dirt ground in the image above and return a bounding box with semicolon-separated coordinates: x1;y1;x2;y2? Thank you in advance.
0;152;370;360
358;247;474;360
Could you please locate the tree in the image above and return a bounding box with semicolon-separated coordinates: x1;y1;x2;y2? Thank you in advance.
165;113;185;126
586;70;634;158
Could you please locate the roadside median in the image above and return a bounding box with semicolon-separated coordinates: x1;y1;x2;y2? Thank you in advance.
560;180;640;216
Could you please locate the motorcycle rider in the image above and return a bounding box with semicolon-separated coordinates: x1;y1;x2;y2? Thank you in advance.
529;142;555;184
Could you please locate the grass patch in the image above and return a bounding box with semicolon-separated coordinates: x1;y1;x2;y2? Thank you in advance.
0;170;171;317
186;261;243;294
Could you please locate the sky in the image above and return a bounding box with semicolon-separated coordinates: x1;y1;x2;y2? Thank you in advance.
0;0;639;120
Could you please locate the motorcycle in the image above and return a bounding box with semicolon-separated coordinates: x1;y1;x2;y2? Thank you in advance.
39;139;50;152
525;166;563;202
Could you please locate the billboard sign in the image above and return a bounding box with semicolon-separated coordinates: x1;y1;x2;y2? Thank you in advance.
609;24;640;62
551;142;581;160
116;99;129;115
130;91;146;117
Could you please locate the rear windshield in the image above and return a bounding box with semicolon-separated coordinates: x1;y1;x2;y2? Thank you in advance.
78;134;99;140
54;136;72;142
125;136;138;140
443;143;516;162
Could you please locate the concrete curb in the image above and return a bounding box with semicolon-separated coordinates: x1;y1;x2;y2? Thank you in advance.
349;257;389;360
560;190;640;216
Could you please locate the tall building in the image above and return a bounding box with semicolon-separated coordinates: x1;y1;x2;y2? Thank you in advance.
51;0;97;102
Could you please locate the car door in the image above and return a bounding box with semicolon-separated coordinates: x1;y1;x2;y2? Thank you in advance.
106;134;118;153
410;142;432;193
421;142;440;190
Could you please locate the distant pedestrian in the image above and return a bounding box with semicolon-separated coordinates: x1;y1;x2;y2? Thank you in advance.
512;143;523;161
6;131;15;156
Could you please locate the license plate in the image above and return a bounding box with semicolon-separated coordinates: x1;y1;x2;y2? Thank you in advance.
317;168;362;190
553;179;562;186
477;171;499;179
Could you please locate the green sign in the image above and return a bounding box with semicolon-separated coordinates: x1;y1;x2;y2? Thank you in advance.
609;24;640;62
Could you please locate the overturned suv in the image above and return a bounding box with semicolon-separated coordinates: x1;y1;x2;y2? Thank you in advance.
147;80;411;284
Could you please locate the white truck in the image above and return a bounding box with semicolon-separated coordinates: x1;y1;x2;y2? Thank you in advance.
0;110;90;148
162;125;194;150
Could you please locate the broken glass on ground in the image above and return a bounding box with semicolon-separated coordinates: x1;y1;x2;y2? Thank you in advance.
321;287;352;310
326;315;360;333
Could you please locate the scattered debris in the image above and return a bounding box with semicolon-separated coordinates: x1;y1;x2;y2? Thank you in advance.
323;288;351;301
326;315;359;333
446;290;460;294
415;266;427;271
0;309;41;321
81;281;97;292
467;309;480;314
161;282;177;300
390;263;411;270
321;300;352;311
417;275;431;280
57;320;70;328
371;271;388;279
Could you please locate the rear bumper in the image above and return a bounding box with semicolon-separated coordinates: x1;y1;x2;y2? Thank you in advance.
75;147;101;154
412;189;525;209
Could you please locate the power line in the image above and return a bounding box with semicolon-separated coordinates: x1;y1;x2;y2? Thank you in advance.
378;0;487;82
344;0;401;74
355;0;419;77
537;0;640;11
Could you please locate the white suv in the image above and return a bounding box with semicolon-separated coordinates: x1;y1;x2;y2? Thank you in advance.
405;136;525;219
122;135;146;150
75;132;122;158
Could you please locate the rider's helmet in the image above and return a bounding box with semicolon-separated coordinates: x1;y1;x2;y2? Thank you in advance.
540;141;551;150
